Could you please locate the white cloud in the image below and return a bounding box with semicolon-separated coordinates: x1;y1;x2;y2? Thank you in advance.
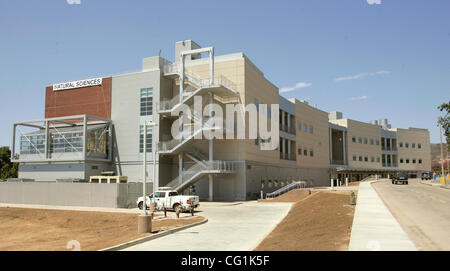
279;82;312;93
335;70;391;82
350;95;368;100
67;0;81;4
367;0;381;5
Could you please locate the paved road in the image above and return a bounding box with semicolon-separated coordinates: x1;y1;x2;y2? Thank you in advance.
123;201;292;251
372;178;450;250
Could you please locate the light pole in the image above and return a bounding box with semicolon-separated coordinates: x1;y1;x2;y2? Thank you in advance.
438;117;446;185
138;120;158;233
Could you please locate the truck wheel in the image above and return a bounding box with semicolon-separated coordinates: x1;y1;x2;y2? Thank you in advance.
138;202;143;210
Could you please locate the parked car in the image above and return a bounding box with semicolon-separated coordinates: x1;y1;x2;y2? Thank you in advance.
137;190;199;212
421;171;432;180
392;172;408;185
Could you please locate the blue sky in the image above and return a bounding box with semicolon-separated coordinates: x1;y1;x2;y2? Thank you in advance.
0;0;449;145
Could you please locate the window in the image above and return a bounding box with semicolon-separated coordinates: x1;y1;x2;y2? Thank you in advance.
370;139;374;145
412;143;416;149
268;180;272;188
297;121;301;131
364;138;368;144
406;159;410;164
168;192;178;197
412;159;416;164
399;142;403;148
405;143;409;148
309;125;313;134
352;136;356;143
418;143;422;149
353;155;357;161
400;158;404;163
358;137;362;144
140;88;153;116
304;149;308;156
376;139;380;146
298;148;302;155
261;180;265;189
303;124;307;132
359;156;363;161
310;150;314;157
419;159;422;164
274;180;279;187
364;156;368;162
139;125;152;153
377;157;380;163
371;156;375;162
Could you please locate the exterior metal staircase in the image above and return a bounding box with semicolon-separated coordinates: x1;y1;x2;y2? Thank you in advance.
165;160;239;192
158;60;240;192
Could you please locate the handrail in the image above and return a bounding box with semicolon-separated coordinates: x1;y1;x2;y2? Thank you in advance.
166;160;240;191
266;181;307;198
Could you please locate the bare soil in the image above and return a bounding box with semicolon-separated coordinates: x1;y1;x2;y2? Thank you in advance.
0;207;203;251
258;189;313;203
255;191;356;251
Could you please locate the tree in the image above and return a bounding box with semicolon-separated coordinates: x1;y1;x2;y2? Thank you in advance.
438;101;450;151
0;146;18;179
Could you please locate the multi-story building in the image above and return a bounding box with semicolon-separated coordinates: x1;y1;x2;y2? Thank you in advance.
11;40;431;203
329;114;431;182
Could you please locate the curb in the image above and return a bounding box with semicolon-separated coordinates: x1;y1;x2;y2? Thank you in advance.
419;181;450;190
99;217;208;251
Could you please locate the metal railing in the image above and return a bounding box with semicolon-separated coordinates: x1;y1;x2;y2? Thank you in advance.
280;152;296;161
160;64;238;112
280;124;296;134
166;160;239;191
331;159;347;165
266;181;307;198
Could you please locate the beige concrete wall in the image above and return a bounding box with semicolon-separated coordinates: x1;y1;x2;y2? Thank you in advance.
395;128;431;171
291;99;330;169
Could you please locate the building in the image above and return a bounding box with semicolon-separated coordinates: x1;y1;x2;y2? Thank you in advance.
329;115;431;181
10;40;431;204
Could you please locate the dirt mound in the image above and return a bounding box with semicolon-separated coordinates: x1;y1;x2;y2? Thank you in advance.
255;191;355;251
0;207;203;251
259;189;313;203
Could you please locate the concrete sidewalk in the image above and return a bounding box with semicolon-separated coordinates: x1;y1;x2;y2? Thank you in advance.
123;201;292;251
348;181;417;251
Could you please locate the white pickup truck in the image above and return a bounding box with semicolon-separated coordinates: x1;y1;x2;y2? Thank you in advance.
136;190;200;212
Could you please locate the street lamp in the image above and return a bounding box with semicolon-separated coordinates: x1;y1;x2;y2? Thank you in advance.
438;117;446;185
138;120;158;233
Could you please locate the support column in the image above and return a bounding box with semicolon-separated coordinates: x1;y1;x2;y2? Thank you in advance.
329;128;333;164
178;152;183;186
179;55;185;103
82;115;87;160
208;92;214;202
342;131;347;165
209;47;214;85
288;140;291;160
44;121;49;159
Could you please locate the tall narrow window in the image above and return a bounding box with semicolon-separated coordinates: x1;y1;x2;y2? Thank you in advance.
139;125;152;153
140;88;153;116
